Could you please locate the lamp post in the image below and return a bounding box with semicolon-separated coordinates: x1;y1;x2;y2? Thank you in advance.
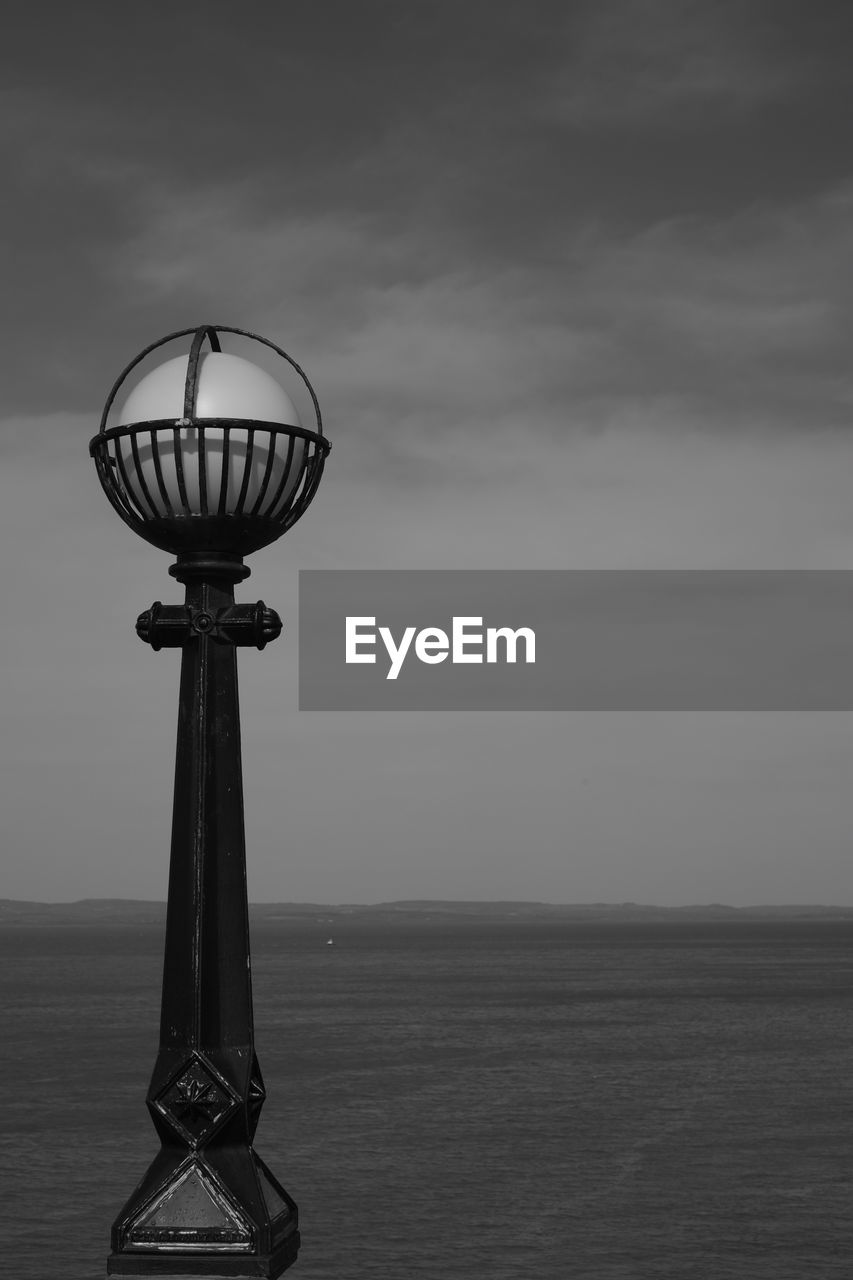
89;325;330;1278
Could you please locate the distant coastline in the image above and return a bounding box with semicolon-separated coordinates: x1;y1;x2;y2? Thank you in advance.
1;897;852;926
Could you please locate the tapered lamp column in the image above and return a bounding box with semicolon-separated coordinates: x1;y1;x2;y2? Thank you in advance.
89;325;330;1278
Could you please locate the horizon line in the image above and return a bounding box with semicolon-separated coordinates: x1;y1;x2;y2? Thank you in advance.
2;897;853;912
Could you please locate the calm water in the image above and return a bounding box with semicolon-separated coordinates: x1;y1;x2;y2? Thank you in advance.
1;918;852;1278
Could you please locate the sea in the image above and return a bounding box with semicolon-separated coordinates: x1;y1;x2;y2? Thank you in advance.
1;914;852;1279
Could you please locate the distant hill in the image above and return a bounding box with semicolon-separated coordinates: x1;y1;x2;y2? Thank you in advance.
1;898;852;927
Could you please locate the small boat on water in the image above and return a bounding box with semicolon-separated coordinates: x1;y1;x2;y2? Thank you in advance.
327;938;334;946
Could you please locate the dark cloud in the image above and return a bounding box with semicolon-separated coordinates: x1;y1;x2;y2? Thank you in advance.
4;2;853;903
4;1;853;417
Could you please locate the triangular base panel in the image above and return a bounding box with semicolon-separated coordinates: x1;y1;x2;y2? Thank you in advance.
256;1164;290;1220
126;1162;252;1252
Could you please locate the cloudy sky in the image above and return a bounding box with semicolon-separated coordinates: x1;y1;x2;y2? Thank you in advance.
2;1;853;904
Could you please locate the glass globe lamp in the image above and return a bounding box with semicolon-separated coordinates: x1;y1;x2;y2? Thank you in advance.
89;324;330;558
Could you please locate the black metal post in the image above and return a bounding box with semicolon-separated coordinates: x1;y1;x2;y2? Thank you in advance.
108;553;298;1278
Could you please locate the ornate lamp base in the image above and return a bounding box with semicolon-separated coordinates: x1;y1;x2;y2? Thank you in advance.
106;1104;299;1278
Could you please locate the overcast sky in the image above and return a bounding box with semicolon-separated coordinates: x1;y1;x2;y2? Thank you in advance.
3;1;853;904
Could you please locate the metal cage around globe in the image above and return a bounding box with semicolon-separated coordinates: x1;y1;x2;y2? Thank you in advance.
89;324;331;557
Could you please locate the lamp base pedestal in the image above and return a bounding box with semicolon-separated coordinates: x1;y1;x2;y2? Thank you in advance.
106;1140;299;1280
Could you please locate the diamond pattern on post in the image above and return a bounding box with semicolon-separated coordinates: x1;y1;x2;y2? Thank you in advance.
154;1056;237;1144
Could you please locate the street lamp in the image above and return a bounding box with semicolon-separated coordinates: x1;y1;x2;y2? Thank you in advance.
89;324;330;1278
